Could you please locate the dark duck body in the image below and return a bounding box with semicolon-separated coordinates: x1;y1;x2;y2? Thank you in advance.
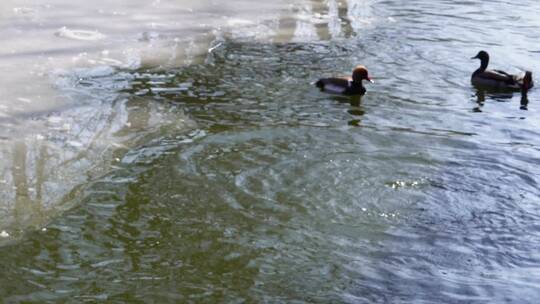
316;65;373;95
471;50;533;90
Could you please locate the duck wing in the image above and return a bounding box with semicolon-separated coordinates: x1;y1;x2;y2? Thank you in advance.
492;69;513;78
477;70;514;83
315;77;351;93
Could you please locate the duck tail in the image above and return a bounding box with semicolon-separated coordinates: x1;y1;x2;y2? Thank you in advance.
315;79;324;89
522;71;533;92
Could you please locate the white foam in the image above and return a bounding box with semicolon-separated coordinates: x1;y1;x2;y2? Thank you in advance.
55;27;106;41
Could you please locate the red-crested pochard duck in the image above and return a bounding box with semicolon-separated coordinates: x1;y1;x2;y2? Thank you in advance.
315;65;373;95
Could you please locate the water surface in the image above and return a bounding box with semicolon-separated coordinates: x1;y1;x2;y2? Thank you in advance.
1;0;540;302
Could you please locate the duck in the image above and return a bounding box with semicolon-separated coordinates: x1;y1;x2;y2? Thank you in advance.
471;50;533;90
315;65;373;95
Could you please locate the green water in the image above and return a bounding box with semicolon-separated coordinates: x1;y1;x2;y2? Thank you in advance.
2;0;540;302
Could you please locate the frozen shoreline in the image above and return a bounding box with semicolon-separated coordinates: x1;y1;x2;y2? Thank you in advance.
0;0;296;121
0;0;297;237
0;0;376;239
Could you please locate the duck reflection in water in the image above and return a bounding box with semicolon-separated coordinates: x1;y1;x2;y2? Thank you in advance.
327;93;365;110
473;71;532;112
473;87;530;112
347;95;366;126
324;94;366;126
349;96;367;126
348;95;366;113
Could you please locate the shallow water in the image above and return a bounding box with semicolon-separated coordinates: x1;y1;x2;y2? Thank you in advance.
1;0;540;302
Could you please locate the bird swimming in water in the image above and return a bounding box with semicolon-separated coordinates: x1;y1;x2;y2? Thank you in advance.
315;65;373;96
471;50;533;90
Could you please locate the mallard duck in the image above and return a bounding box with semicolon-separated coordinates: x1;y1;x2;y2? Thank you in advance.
471;50;533;90
315;65;373;95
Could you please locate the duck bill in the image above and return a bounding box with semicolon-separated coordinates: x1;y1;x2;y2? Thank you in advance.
471;55;478;59
366;77;374;83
